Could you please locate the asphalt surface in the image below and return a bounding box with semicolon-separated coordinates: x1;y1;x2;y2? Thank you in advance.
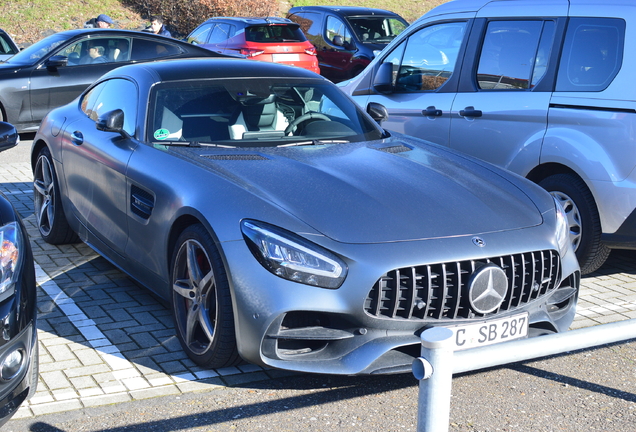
2;134;636;431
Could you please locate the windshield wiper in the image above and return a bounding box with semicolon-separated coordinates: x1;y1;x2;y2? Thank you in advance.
152;141;237;148
278;139;349;147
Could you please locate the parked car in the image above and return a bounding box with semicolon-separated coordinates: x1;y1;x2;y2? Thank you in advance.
0;122;38;426
287;6;408;82
0;28;230;133
185;17;320;74
0;29;19;61
31;57;579;375
340;0;636;274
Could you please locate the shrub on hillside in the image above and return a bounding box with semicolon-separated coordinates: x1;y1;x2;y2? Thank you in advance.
124;0;281;37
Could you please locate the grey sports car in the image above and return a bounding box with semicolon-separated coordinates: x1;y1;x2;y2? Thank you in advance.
31;58;580;375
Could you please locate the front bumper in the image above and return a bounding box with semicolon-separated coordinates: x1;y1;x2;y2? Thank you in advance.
224;226;580;375
0;322;37;426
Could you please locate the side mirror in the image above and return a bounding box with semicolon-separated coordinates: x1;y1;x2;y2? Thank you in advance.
0;121;18;152
96;109;130;138
373;62;394;94
367;102;389;125
46;55;68;69
333;35;344;47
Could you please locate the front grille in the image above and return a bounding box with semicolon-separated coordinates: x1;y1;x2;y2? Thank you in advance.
365;250;561;321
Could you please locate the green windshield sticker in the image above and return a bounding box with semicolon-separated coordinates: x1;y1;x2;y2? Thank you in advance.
154;129;170;140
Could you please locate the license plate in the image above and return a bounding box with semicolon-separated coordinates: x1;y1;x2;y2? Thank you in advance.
272;53;300;62
449;313;528;351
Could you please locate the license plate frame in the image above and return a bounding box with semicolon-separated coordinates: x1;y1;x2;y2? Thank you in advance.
448;312;529;351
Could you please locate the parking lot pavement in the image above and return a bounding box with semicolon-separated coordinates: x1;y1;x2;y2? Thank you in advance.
2;159;636;420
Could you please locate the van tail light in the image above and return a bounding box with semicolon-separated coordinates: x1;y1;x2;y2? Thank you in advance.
240;48;265;57
305;46;317;56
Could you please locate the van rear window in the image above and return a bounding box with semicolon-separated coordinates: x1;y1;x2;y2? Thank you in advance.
556;18;625;92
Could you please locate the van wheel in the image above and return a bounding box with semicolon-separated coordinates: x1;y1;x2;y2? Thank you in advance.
539;174;610;274
170;224;241;368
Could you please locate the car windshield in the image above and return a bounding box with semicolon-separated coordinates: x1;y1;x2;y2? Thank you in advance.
348;16;408;43
5;33;68;65
148;77;384;147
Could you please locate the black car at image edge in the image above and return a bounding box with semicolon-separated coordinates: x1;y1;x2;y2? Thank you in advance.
0;122;38;425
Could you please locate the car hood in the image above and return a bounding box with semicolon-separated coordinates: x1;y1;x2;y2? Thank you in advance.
187;138;543;244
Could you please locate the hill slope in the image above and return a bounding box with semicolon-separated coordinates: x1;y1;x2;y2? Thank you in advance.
0;0;445;45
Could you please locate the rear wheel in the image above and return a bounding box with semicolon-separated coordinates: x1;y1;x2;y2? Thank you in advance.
539;173;610;274
33;147;79;244
171;224;240;368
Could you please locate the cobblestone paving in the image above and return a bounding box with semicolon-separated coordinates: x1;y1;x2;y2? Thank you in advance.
2;161;635;419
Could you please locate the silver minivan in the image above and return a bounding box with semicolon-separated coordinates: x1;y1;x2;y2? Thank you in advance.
341;0;634;274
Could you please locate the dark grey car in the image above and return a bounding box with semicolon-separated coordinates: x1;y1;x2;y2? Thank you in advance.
0;28;227;132
31;58;579;375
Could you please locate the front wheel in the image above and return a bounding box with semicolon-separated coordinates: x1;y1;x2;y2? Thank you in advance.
539;173;610;274
33;147;79;244
171;224;240;368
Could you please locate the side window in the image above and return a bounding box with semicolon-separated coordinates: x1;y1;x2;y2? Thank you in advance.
84;79;138;136
326;16;353;48
476;21;547;90
80;83;106;119
289;12;323;48
188;24;214;44
58;38;125;66
208;24;232;43
391;22;467;92
556;18;624;92
0;34;17;55
130;38;180;61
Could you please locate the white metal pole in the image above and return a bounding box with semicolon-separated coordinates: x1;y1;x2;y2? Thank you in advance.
414;327;455;432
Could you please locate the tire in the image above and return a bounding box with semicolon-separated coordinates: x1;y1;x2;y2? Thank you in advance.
539;173;610;274
33;147;80;244
170;224;240;368
26;342;39;401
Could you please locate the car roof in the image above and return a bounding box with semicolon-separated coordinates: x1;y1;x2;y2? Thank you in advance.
201;17;295;25
107;57;325;82
288;6;404;18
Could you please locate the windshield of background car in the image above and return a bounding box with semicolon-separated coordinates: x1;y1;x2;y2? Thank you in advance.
148;78;384;146
348;16;408;43
5;33;68;65
244;24;307;43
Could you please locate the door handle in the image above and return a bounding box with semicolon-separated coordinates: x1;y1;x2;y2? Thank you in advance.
459;106;482;118
71;131;84;146
422;106;443;117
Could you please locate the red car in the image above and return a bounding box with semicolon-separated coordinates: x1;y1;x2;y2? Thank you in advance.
186;17;320;74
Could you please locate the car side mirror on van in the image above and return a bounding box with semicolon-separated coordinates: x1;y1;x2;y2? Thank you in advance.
373;62;393;94
367;102;389;125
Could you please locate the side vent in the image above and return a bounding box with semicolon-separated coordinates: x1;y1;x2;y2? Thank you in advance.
377;144;413;154
131;185;155;220
202;154;268;161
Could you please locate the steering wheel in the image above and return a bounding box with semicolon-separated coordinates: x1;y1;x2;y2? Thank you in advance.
285;112;331;135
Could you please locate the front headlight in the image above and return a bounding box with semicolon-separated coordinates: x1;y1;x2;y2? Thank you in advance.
241;220;347;289
553;197;569;257
0;222;20;296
